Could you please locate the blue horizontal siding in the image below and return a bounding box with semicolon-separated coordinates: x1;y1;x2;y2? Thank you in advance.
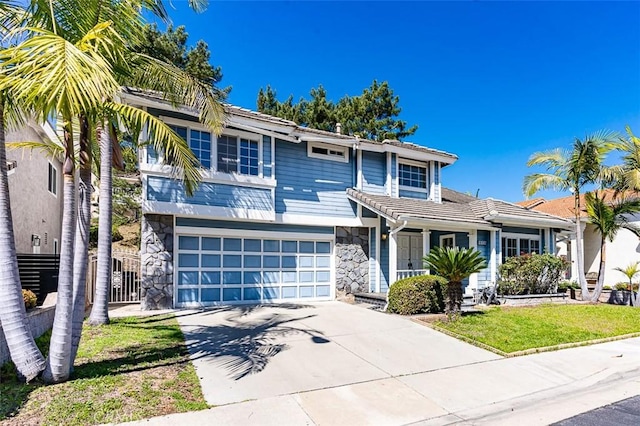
263;135;272;178
476;230;492;286
399;189;427;199
275;140;356;217
147;176;272;210
176;218;334;235
391;154;397;196
362;151;386;195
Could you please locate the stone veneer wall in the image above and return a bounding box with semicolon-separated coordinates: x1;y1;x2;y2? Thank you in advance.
335;227;370;294
141;214;174;310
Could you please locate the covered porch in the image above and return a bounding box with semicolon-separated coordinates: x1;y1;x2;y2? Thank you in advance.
347;188;568;297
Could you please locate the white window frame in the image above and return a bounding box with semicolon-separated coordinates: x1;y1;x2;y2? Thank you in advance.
216;133;262;177
158;117;264;178
501;232;541;261
440;233;456;248
398;159;428;193
47;162;57;197
307;142;349;163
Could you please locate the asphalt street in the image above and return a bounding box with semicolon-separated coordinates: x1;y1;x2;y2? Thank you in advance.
553;395;640;426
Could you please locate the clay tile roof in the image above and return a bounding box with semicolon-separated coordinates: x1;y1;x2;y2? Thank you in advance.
519;189;638;219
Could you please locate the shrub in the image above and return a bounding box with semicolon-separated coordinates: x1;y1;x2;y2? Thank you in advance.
498;253;568;295
614;282;639;291
90;222;124;248
387;275;447;315
22;289;37;309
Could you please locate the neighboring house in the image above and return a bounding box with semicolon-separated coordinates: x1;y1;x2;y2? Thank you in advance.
517;191;640;287
122;88;572;309
5;120;63;255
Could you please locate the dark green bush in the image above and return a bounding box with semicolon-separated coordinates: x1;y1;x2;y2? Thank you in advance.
498;253;568;295
89;222;124;248
387;275;447;315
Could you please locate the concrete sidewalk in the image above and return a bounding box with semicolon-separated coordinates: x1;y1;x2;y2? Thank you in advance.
115;302;640;425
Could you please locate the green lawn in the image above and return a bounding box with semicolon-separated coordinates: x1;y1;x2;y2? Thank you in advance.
1;314;207;425
432;304;640;354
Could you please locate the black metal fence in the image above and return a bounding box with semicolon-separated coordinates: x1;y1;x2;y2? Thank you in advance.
17;254;60;304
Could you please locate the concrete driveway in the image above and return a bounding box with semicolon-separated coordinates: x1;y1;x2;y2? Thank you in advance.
118;302;640;425
175;302;498;421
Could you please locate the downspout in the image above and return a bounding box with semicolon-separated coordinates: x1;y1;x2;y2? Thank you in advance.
384;220;408;311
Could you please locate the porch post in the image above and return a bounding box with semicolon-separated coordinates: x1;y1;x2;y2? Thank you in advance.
422;229;430;274
389;228;398;286
468;230;478;295
570;232;578;281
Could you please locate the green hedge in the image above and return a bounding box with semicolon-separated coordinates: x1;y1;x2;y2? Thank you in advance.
387;275;447;315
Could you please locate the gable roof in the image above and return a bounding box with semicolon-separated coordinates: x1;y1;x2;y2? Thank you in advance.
441;187;479;204
347;189;572;229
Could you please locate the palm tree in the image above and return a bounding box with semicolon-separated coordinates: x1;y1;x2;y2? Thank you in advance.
585;191;640;303
523;132;619;297
611;126;640;192
613;261;640;306
423;246;486;320
0;96;46;382
84;1;223;326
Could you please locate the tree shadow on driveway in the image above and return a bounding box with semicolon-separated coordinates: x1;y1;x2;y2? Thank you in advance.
183;306;329;380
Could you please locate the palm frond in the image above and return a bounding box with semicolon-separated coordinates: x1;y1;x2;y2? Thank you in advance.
105;101;202;195
526;148;569;169
0;26;120;120
522;173;567;198
7;140;65;160
423;246;486;282
125;53;225;132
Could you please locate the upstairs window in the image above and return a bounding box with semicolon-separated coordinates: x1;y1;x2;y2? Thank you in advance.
218;135;259;176
217;135;237;173
399;163;427;189
48;162;57;196
169;125;211;169
308;142;349;163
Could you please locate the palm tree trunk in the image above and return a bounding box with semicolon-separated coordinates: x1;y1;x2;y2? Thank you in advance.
446;281;463;319
43;121;76;383
574;192;589;297
70;116;91;367
590;237;607;302
0;104;45;382
88;121;111;325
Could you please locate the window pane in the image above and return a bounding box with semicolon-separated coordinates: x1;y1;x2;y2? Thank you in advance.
201;254;220;268
179;236;199;250
224;238;242;251
202;238;221;251
264;240;279;252
244;239;261;252
217;135;238;173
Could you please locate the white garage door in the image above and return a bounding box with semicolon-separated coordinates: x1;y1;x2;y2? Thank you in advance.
175;234;333;306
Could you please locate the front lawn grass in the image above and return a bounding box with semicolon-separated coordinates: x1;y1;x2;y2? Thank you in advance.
432;304;640;354
1;314;207;425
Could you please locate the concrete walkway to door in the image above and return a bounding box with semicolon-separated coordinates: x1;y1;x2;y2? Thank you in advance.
117;301;640;425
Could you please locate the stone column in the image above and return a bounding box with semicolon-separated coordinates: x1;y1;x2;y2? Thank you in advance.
335;227;370;294
140;214;174;310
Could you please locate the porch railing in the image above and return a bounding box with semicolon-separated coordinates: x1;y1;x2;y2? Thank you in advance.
396;269;430;280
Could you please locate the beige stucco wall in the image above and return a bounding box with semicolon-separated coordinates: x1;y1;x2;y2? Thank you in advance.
5;122;63;254
564;217;640;286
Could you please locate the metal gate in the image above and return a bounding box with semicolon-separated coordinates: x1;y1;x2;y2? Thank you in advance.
87;250;141;304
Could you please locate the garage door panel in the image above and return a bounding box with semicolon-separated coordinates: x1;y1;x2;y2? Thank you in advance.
176;234;333;306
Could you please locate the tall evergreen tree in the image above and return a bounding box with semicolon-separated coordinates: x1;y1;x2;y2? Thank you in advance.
256;80;417;141
135;24;229;98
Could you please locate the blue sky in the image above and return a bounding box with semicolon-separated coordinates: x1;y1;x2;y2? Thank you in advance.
151;1;640;202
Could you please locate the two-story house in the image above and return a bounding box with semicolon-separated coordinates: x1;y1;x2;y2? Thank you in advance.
123;88;571;309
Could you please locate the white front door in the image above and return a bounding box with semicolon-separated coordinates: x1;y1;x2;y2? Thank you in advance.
398;234;423;270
